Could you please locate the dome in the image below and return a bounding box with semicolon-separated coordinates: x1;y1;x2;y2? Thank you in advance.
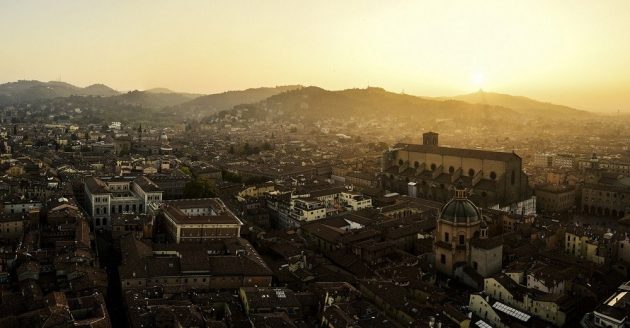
440;199;481;224
439;182;481;224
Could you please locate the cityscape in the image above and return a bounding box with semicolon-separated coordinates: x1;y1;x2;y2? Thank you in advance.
1;1;630;327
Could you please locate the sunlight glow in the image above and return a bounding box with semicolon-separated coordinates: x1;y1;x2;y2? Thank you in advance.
472;72;485;89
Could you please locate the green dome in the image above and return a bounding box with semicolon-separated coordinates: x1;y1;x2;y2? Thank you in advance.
440;198;481;224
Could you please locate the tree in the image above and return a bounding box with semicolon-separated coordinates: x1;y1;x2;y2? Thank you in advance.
183;178;216;198
222;170;242;183
179;166;193;177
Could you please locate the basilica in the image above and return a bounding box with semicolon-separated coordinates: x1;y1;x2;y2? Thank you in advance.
382;132;530;207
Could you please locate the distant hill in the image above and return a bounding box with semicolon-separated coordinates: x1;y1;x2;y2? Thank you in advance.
0;80;120;104
174;85;302;116
113;90;200;109
144;87;175;94
237;86;520;122
81;83;120;97
441;90;590;118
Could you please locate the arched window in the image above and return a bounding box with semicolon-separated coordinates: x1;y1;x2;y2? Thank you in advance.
430;163;437;171
468;168;475;177
490;171;497;180
398;159;404;166
414;161;420;168
96;208;100;215
448;166;455;174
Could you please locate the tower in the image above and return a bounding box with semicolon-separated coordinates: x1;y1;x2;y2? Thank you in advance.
422;131;438;146
434;181;482;276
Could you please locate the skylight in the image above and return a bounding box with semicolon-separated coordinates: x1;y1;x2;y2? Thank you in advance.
492;302;531;322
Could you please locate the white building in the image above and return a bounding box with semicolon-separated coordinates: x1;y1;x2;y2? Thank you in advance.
591;280;630;328
339;191;372;211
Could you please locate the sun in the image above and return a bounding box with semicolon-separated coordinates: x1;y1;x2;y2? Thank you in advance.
471;72;485;89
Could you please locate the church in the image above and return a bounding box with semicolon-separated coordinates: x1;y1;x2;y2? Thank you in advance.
434;182;503;285
382;132;530;207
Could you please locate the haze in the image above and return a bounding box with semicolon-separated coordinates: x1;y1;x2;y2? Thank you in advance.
1;0;629;111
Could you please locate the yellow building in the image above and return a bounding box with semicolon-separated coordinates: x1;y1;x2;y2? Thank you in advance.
565;228;614;265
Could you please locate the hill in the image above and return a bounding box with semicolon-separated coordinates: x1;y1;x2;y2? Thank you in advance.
238;86;519;121
0;80;120;104
173;85;302;116
441;90;590;118
113;90;200;109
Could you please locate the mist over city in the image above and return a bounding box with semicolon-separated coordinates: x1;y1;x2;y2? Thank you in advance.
0;1;629;327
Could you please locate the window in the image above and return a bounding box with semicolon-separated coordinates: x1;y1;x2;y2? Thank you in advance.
440;254;446;264
448;166;455;174
511;170;515;185
430;163;437;171
414;161;419;168
490;171;497;180
444;232;449;243
468;168;475;177
459;235;465;245
398;159;403;166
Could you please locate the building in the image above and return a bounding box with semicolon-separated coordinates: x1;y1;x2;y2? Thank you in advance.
469;274;574;327
339;191;372;211
582;174;630;218
84;176;163;230
591;280;630;328
119;235;272;292
534;153;575;169
535;184;576;213
161;198;243;243
578;154;630;175
0;213;27;242
148;170;191;200
564;227;618;265
382;132;530;207
239;287;302;318
433;182;502;278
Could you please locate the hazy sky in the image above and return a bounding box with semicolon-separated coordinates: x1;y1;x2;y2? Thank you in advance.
1;0;629;111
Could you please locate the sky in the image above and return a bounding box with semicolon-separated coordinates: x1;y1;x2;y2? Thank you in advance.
1;0;629;111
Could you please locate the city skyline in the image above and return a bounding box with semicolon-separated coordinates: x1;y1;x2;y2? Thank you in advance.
1;0;629;112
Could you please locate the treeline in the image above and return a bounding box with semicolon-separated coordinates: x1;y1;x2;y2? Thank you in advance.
222;170;270;185
228;142;274;156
